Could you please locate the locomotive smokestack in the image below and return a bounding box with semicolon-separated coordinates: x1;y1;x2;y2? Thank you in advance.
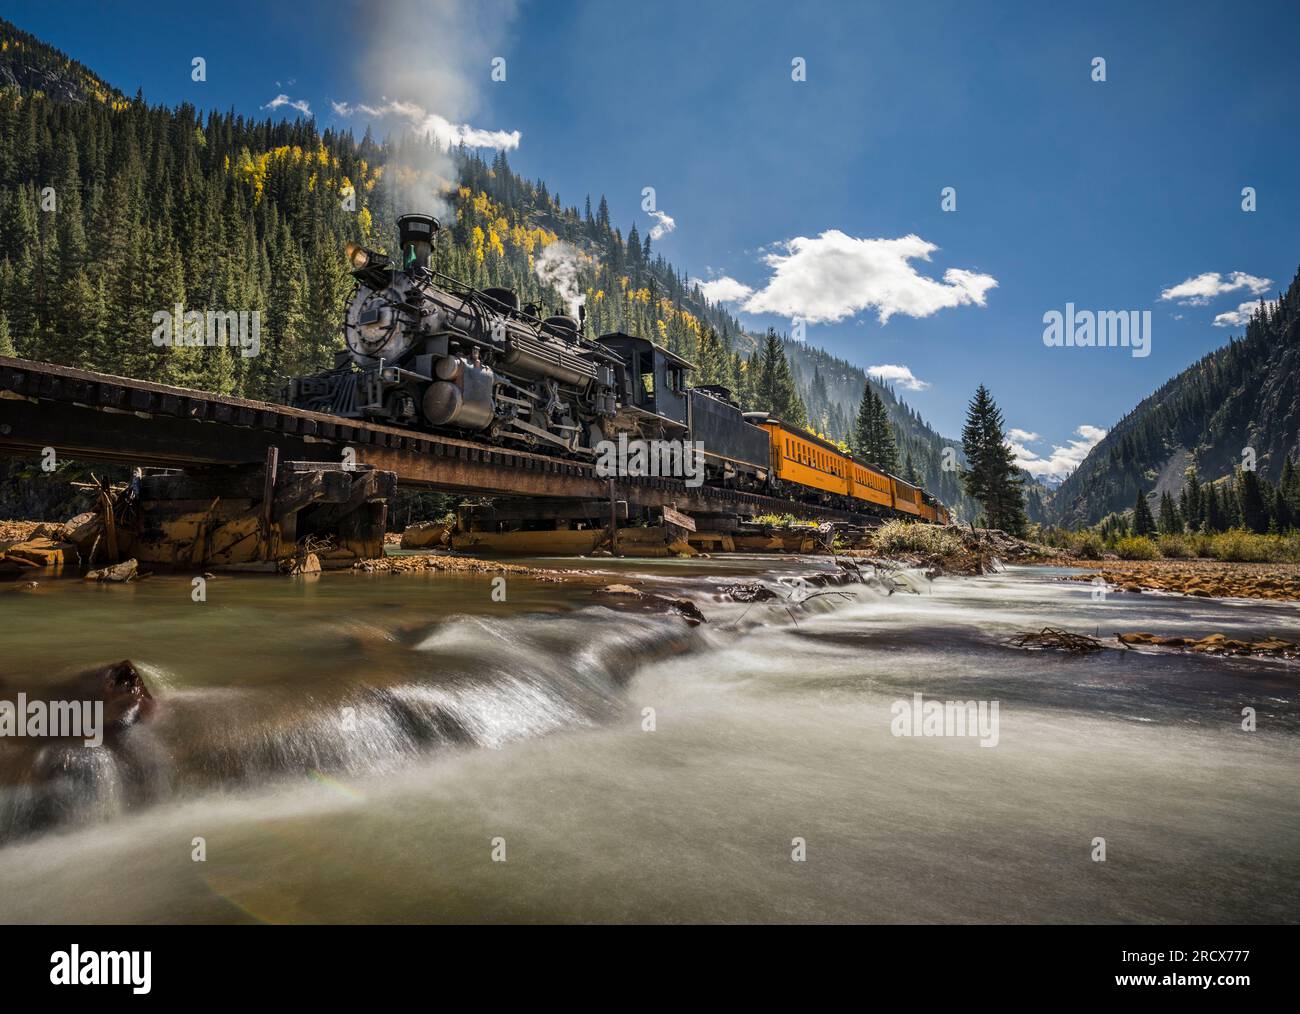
397;213;439;271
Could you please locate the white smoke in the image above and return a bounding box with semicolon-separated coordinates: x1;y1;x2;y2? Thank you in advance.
535;242;587;318
331;100;519;151
335;0;523;222
647;209;676;240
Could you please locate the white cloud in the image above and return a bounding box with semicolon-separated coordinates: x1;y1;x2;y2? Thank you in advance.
866;364;930;391
692;276;754;304
263;94;311;116
1008;424;1106;481
1159;271;1271;306
738;231;997;324
1212;300;1263;328
647;209;676;241
331;99;520;150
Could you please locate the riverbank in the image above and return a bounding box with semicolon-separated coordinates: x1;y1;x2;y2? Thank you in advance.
2;514;1051;583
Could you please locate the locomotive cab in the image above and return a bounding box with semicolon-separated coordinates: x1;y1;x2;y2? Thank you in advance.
594;332;692;435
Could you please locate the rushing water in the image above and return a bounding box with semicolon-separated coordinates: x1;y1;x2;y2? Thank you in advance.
0;557;1297;923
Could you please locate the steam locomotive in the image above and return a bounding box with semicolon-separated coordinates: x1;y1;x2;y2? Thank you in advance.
284;214;951;524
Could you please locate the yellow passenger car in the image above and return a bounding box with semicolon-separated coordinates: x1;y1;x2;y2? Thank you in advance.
847;458;893;510
747;413;850;498
742;411;950;523
890;475;923;516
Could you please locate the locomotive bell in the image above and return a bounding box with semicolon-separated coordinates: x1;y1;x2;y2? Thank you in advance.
397;214;439;270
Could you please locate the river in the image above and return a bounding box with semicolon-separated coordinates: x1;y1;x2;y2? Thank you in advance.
1;557;1297;923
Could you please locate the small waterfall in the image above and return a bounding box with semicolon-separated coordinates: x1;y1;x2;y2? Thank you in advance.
0;605;699;844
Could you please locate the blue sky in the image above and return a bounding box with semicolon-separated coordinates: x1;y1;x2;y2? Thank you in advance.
5;0;1298;478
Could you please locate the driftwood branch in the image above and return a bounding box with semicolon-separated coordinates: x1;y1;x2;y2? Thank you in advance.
1008;627;1104;654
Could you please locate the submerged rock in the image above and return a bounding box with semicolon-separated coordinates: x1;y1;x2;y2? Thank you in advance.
84;559;139;583
596;583;643;598
656;596;707;625
718;582;778;603
82;660;156;730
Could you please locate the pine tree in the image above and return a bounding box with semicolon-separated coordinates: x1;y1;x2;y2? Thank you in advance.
1237;468;1269;533
1133;490;1157;537
960;384;1026;534
1202;482;1224;533
851;383;876;462
1180;466;1202;531
1279;456;1299;528
1223;476;1243;529
0;310;13;356
752;329;807;427
869;388;899;474
1157;491;1181;534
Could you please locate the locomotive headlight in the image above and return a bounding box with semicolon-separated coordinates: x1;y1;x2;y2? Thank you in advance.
345;242;389;273
345;243;369;270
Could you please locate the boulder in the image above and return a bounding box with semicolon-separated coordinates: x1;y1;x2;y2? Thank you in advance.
84;660;156;730
282;552;321;576
400;522;451;550
3;537;78;568
59;512;103;554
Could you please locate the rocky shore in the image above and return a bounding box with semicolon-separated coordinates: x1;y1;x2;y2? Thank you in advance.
1067;560;1300;602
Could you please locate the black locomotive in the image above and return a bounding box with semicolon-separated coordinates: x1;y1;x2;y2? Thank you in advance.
286;213;670;456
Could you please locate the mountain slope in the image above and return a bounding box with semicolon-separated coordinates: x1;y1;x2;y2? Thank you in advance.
1049;266;1300;526
0;18;125;106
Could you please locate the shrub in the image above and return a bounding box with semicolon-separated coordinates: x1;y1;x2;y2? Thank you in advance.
1208;529;1274;563
1115;536;1160;560
870;519;965;557
1075;532;1105;559
750;513;819;528
1156;534;1193;559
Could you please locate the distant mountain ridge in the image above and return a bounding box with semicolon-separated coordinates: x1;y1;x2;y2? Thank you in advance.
1048;266;1300;526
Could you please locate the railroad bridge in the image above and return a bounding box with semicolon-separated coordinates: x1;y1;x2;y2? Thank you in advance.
0;357;879;565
